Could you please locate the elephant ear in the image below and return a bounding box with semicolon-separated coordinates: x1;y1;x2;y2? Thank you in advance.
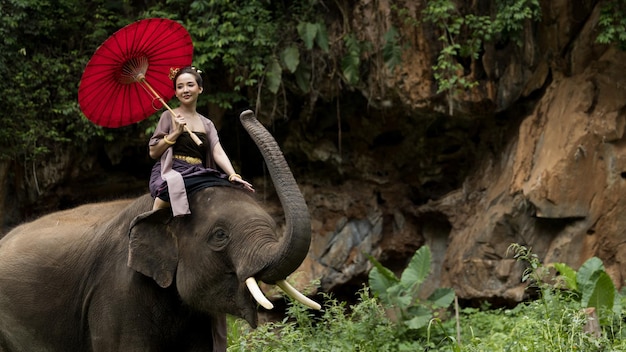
128;209;178;288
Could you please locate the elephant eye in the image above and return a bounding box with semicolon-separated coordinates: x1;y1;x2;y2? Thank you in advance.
210;228;229;247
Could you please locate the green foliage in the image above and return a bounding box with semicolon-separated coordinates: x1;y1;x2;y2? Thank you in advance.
552;257;622;324
457;298;626;351
229;289;402;352
597;0;626;50
507;243;545;286
341;34;365;86
281;46;301;74
494;0;542;41
142;1;336;108
230;244;626;351
553;262;578;291
291;20;330;94
367;246;455;332
510;244;624;330
0;0;123;161
297;21;329;52
266;58;283;94
174;0;277;108
420;0;541;115
382;26;403;72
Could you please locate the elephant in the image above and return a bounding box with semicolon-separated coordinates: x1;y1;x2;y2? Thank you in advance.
0;110;319;351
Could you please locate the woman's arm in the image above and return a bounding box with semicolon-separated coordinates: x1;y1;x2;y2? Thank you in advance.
213;142;254;192
212;142;236;175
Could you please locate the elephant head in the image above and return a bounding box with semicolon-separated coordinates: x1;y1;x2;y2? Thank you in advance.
127;110;319;328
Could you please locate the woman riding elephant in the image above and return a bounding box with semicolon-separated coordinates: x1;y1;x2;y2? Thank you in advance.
0;110;320;351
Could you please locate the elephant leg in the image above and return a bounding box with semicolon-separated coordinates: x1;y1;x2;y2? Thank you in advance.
174;313;226;352
211;314;227;352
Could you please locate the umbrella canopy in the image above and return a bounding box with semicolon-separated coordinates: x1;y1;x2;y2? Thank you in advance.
78;18;193;128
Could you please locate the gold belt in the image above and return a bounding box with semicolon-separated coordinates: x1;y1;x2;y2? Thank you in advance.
174;155;202;165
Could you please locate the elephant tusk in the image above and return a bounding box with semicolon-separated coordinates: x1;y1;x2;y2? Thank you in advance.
277;280;322;310
245;277;274;310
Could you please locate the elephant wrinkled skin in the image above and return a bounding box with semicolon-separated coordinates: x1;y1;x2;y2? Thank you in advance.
0;111;314;351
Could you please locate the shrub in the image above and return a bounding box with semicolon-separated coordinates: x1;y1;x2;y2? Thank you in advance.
228;289;401;352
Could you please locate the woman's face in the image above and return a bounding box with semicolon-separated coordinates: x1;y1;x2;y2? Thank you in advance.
175;73;203;104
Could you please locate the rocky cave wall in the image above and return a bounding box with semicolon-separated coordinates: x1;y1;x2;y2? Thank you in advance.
290;0;626;302
2;0;626;305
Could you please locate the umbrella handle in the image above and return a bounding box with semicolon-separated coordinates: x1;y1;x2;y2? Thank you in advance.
164;104;204;146
139;77;203;146
185;124;203;145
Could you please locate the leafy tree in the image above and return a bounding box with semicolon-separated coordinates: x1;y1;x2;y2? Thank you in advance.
0;0;133;162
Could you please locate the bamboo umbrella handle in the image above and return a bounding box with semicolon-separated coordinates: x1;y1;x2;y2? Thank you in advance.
138;76;203;146
184;125;203;145
163;105;203;146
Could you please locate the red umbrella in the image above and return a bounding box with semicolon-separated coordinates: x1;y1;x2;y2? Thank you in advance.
78;18;201;144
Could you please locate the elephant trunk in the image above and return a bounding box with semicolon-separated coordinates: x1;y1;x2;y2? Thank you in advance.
240;110;311;284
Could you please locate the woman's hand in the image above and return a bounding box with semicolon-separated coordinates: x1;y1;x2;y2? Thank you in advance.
172;114;186;137
229;174;255;193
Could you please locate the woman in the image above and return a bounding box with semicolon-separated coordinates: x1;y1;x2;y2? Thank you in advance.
148;66;254;216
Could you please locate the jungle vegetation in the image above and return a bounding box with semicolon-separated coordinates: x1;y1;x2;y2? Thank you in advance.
2;0;625;165
229;245;626;351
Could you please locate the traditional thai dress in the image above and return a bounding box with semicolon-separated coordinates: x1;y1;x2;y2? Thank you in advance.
148;111;235;216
